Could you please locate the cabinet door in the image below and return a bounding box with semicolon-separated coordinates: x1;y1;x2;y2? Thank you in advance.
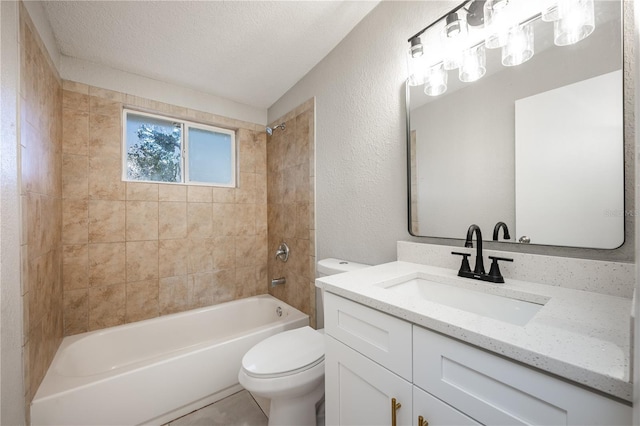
413;326;632;425
413;386;480;426
326;335;412;426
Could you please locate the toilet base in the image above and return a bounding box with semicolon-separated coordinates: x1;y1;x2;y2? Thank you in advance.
267;379;324;426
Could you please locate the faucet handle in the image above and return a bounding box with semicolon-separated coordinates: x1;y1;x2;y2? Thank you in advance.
451;251;472;275
487;256;513;283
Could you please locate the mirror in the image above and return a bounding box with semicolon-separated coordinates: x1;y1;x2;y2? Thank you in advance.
407;0;624;249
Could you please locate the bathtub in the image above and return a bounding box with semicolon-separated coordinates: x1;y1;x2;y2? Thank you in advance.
31;294;308;426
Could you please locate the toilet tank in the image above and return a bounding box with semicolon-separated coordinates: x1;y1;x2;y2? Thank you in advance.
316;258;370;328
317;258;370;277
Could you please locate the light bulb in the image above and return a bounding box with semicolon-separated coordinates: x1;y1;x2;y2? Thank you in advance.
406;47;426;86
424;64;448;96
459;45;486;83
502;23;534;66
554;0;595;46
441;13;468;70
484;0;511;49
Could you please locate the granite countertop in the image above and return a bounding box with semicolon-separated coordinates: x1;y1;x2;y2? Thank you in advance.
316;260;633;402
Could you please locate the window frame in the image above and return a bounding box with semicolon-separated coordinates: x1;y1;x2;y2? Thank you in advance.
122;108;237;187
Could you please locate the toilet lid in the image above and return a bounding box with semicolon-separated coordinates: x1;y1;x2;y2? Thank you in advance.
242;326;325;378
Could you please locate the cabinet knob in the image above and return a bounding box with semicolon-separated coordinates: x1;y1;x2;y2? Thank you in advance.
391;397;402;426
418;415;429;426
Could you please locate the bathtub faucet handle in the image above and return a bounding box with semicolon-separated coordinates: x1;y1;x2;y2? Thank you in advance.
275;242;290;262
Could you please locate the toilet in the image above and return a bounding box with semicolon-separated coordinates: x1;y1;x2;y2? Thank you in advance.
238;258;369;426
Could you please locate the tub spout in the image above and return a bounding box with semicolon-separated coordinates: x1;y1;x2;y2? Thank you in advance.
271;277;286;287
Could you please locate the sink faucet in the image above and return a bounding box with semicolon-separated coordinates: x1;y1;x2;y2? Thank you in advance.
452;224;514;284
492;221;511;241
465;224;485;275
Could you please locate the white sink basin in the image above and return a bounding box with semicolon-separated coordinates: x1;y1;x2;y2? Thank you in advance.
381;276;544;326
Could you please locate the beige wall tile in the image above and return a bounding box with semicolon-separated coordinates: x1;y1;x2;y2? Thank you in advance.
89;156;125;200
62;154;88;199
126;183;159;201
188;272;213;308
59;81;278;339
159;275;189;315
63;288;88;335
212;269;236;304
254;132;267;175
211;187;235;203
62;109;88;155
212;236;236;270
296;203;310;240
236;236;256;268
158;238;188;278
88;200;125;242
62;244;88;291
159;184;187;202
62;199;88;244
159;202;187;240
255;204;268;236
88;283;126;330
256;175;267;205
126;201;159;241
188;186;213;203
187;203;213;239
236;172;256;204
235;204;256;236
126;279;159;322
126;241;159;282
89;113;121;159
63;90;89;111
90;96;121;117
238;129;256;173
212;203;236;237
187;238;213;274
235;266;259;299
88;242;126;286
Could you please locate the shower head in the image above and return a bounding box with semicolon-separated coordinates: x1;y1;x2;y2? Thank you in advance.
266;122;286;135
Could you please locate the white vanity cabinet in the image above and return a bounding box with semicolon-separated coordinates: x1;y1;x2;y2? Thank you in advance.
324;292;632;426
324;292;413;425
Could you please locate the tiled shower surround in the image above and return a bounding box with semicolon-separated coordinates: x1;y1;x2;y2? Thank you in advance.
266;100;316;327
20;5;63;406
61;83;275;335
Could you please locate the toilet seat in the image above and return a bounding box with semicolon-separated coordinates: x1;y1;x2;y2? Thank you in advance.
241;326;324;379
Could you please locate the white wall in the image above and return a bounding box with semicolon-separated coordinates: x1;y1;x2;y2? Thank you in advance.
269;1;456;265
0;1;26;423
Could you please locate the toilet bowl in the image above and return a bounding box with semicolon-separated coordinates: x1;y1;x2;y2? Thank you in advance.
239;326;325;426
239;258;370;426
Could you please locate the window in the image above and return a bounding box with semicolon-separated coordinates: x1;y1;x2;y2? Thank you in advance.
123;109;236;187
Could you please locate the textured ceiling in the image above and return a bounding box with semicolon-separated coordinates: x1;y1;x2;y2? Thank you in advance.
41;1;379;109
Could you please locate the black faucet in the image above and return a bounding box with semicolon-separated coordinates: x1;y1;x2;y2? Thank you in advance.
465;224;485;275
452;224;513;284
492;221;511;241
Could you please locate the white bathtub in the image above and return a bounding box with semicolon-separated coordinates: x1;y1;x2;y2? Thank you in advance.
31;294;308;426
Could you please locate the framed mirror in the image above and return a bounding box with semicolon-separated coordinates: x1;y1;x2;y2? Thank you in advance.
407;0;624;249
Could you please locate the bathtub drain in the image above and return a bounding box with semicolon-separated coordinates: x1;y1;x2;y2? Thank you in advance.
276;307;283;317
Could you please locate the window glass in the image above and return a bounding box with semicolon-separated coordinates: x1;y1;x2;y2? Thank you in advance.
125;113;182;183
123;109;236;187
188;127;234;185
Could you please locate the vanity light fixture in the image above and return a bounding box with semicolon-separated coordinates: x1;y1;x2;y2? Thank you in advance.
406;0;597;95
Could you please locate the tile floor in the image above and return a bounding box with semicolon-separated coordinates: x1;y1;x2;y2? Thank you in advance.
167;390;325;426
168;391;268;426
